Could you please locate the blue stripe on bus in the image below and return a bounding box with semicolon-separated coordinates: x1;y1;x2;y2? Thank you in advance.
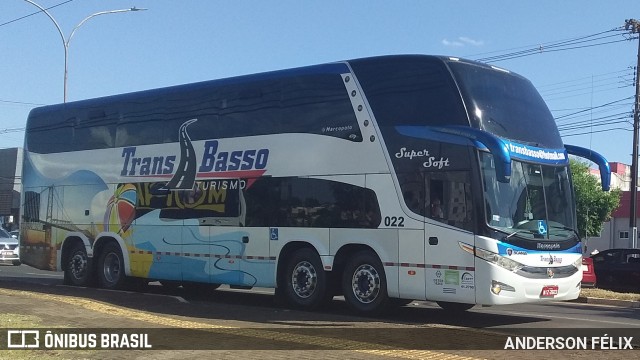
396;125;569;166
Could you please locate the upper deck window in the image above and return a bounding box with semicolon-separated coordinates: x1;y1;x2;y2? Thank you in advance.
26;72;361;154
447;61;562;148
349;56;468;128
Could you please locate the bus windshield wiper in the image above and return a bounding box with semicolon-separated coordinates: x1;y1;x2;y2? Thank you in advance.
503;229;533;241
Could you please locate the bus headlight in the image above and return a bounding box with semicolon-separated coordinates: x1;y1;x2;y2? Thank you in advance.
491;280;516;294
475;247;524;272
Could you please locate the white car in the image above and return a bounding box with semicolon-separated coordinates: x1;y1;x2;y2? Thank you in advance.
0;228;20;266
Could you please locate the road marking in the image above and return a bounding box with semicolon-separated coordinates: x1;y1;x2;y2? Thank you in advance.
0;287;482;359
26;272;63;277
88;286;190;303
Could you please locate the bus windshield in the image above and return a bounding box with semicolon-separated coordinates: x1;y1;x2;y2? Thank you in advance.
448;60;563;149
481;153;575;241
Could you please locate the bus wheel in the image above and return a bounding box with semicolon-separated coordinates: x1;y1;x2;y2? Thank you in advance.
97;242;126;290
283;248;327;310
12;260;21;266
342;250;388;315
64;242;92;286
436;301;474;312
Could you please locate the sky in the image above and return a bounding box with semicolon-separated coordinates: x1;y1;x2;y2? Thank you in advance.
1;1;638;165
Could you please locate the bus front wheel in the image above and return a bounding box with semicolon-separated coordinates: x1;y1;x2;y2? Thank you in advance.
64;242;92;286
283;248;327;310
341;250;388;315
97;242;126;290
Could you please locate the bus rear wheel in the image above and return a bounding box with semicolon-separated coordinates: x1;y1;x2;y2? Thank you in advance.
64;242;92;286
283;248;327;310
97;242;126;290
341;250;388;315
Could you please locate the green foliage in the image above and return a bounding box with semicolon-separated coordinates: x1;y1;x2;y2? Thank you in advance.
570;159;621;238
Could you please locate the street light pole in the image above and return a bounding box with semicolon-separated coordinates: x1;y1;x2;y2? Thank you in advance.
627;19;640;249
21;1;147;102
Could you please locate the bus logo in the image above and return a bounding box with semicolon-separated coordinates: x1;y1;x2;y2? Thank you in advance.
165;119;199;190
546;268;555;278
120;119;270;189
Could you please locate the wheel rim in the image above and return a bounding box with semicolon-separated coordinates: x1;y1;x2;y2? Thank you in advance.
102;252;121;285
351;264;380;304
291;260;317;298
70;251;88;280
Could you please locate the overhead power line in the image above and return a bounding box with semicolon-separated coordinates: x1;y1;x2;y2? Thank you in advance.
537;68;633;91
472;28;633;63
558;113;631;129
560;127;632;137
554;96;635;121
0;99;46;107
554;103;634;125
538;68;634;99
0;0;75;28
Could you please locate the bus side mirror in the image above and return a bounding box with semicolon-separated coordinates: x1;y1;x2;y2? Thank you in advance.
565;145;611;191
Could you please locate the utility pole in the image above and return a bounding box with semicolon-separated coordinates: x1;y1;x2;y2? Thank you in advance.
627;19;640;249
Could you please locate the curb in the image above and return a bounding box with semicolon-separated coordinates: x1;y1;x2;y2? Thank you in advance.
572;296;640;308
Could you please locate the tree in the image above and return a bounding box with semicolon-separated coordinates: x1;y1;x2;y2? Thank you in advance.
570;159;621;238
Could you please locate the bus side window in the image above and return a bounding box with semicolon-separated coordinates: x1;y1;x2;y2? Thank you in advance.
244;177;380;229
426;172;473;231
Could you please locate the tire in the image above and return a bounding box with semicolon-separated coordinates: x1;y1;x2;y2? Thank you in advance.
63;242;92;286
341;250;388;315
12;260;21;266
97;242;126;290
436;301;475;312
283;247;327;310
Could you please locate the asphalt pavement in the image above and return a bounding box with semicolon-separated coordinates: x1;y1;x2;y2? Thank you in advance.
1;264;639;359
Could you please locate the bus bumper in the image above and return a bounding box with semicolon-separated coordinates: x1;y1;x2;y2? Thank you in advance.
474;261;582;305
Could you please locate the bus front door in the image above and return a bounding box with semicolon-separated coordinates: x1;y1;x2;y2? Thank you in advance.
423;175;476;304
424;223;476;304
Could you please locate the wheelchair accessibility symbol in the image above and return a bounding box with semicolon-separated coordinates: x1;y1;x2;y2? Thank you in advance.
270;228;279;240
537;220;547;235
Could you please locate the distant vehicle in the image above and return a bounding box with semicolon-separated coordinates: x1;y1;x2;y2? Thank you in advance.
581;257;596;288
0;228;20;266
591;248;640;292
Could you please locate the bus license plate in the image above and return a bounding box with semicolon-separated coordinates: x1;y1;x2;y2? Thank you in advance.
541;285;559;297
2;250;13;256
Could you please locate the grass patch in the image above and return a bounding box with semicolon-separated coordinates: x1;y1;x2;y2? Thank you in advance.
580;288;640;301
0;313;42;328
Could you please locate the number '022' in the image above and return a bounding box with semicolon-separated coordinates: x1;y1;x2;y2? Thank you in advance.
384;216;405;227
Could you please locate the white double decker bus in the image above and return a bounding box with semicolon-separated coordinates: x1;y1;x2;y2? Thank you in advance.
20;55;610;314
